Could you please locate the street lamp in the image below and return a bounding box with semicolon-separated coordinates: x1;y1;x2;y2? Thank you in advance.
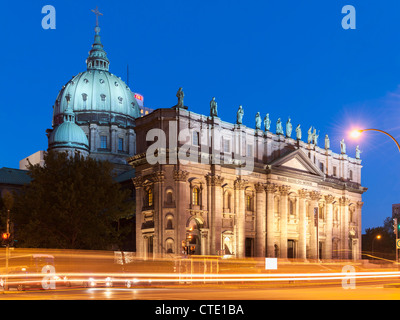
350;129;400;152
371;234;381;258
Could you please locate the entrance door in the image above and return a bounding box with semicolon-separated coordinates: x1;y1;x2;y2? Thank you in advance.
287;240;296;258
245;238;254;257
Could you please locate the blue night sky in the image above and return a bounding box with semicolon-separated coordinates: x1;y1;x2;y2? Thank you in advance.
1;0;400;232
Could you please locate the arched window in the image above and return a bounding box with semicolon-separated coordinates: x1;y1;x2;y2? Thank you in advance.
147;188;153;207
246;195;253;211
165;238;174;254
166;189;173;204
166;214;173;230
192;187;199;206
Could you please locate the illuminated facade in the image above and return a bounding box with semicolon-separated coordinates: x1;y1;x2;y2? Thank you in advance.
128;104;367;260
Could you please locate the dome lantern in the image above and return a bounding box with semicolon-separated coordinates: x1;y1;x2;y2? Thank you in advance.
86;7;109;72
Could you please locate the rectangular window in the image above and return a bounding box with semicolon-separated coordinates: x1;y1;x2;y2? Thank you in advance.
223;139;230;153
100;135;107;149
247;144;253;157
333;166;337;177
118;138;124;151
193;131;199;146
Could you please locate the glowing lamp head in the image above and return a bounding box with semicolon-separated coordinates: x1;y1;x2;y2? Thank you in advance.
376;235;381;240
350;129;363;139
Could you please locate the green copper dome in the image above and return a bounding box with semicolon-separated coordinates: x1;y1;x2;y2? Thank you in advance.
51;25;140;128
48;98;89;152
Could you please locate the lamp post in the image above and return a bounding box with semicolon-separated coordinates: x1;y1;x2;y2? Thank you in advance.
351;128;400;261
350;129;400;152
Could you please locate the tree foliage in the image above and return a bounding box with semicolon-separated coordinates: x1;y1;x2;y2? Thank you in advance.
13;151;135;250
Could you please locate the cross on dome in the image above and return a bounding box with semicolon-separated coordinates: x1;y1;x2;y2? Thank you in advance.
91;6;103;28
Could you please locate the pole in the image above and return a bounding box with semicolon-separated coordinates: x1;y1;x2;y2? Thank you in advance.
5;209;9;291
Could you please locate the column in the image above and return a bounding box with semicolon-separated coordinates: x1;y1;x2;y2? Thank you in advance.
324;195;335;260
89;123;97;152
127;128;135;155
255;182;266;257
234;178;247;258
356;201;364;260
174;169;189;255
206;173;224;255
265;182;277;257
341;196;350;259
298;189;308;260
111;125;118;153
132;176;144;258
309;191;321;260
152;171;165;257
279;185;291;259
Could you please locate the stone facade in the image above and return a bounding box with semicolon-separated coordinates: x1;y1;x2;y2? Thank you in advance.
128;106;366;260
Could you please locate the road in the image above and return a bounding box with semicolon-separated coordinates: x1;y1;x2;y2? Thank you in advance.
1;280;400;300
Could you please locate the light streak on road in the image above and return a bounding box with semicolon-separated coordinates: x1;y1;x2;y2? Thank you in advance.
1;270;400;289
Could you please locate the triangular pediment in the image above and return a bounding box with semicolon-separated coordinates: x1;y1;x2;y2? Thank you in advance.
269;149;324;177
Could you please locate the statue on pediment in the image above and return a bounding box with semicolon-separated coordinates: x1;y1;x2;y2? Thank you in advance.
276;118;284;135
286;117;292;138
295;124;301;140
210;97;218;117
356;145;362;159
340;139;346;154
236;105;244;125
325;134;330;150
255;112;261;130
264;113;271;132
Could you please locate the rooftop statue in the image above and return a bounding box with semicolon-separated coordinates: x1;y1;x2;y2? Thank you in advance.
255;112;261;130
295;124;301;140
286;117;292;138
176;87;184;109
210;97;218;117
325;134;330;150
276;118;284;135
264;113;271;132
236;105;244;125
308;126;313;144
356;145;362;159
313;128;320;145
340;139;346;154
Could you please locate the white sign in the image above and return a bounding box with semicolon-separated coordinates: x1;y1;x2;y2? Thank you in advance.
265;258;278;270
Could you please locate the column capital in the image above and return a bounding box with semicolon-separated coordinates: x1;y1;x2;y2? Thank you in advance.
309;190;321;201
173;169;189;182
324;194;335;204
132;176;143;188
298;189;309;199
151;171;165;183
356;201;364;208
234;178;248;190
340;196;350;206
254;182;265;193
264;182;278;193
279;185;291;195
205;174;224;186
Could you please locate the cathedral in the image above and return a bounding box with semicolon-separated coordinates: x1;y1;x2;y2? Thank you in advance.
15;12;366;260
128;96;367;260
